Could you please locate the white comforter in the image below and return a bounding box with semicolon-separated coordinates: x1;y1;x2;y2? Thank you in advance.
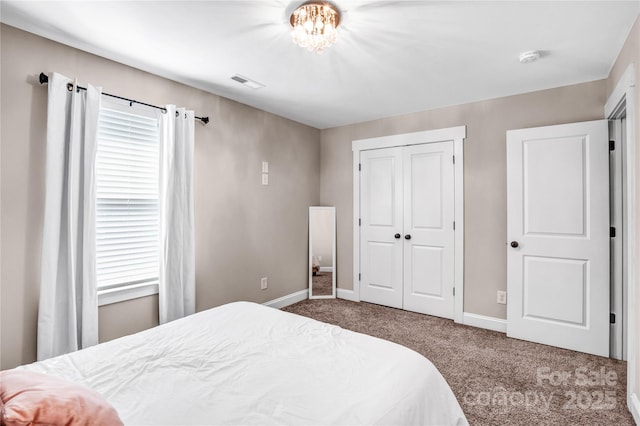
21;301;467;425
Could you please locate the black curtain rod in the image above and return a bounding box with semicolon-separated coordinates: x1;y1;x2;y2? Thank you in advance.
39;73;209;125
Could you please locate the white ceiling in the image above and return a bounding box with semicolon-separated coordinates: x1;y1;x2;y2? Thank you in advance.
2;1;639;129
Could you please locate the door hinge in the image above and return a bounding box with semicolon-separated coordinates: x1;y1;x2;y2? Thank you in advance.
609;140;615;151
358;273;361;281
453;155;455;164
453;287;455;296
359;163;361;171
610;227;616;238
359;218;361;226
453;221;456;230
610;313;616;324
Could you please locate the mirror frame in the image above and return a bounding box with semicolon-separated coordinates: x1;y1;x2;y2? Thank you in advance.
309;206;336;299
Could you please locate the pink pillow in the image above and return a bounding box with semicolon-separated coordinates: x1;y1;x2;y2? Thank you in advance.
0;370;123;426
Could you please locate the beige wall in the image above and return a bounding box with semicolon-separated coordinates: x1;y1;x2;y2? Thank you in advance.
320;81;606;319
0;24;320;369
606;15;640;411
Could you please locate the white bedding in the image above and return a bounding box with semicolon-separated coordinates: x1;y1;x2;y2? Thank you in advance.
20;301;467;425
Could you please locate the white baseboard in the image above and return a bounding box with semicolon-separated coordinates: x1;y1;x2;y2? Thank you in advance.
630;393;640;425
319;266;333;272
463;312;507;333
337;288;358;302
263;289;308;309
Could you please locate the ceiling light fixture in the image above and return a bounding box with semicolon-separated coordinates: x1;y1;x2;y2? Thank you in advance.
290;1;341;54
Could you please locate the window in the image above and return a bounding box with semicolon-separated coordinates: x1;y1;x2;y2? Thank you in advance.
95;101;160;306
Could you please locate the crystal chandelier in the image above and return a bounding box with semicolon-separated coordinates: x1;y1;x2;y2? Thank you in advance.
290;1;341;54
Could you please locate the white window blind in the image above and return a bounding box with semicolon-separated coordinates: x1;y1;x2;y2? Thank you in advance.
95;105;160;305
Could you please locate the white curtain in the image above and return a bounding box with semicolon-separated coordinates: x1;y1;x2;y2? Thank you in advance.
158;105;195;324
38;73;101;360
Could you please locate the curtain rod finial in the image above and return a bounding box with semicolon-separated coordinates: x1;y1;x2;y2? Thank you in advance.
39;72;49;84
200;117;210;125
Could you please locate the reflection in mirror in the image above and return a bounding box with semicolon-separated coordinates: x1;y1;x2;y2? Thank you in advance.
309;207;336;299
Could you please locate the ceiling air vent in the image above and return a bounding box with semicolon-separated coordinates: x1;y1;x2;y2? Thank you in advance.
231;75;248;84
230;74;265;89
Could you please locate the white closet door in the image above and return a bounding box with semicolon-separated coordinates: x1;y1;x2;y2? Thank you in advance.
360;147;404;309
403;142;455;318
506;120;609;357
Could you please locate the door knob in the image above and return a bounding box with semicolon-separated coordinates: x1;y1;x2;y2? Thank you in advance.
394;233;401;239
510;241;519;248
405;234;412;240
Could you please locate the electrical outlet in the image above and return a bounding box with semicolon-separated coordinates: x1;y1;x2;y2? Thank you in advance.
262;161;269;173
261;173;268;185
497;290;507;304
261;277;268;290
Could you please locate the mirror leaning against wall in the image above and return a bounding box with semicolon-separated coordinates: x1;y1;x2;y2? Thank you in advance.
309;207;336;299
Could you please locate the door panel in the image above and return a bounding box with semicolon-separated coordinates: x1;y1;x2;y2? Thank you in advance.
367;242;397;289
410;153;443;229
524;136;586;236
507;120;609;357
410;245;443;297
403;142;455;318
523;256;587;325
360;147;403;309
369;157;396;225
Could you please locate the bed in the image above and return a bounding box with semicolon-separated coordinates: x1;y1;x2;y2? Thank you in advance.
11;301;467;425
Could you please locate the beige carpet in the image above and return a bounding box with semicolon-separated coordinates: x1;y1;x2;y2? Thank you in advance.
282;299;634;426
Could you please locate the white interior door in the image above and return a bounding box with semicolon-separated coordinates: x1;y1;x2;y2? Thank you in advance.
506;120;609;357
403;142;455;318
360;147;403;309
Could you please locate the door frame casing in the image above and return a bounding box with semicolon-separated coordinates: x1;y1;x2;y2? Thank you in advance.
609;118;624;360
605;63;638;421
351;126;466;324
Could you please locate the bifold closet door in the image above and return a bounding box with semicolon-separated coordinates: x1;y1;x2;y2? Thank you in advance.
402;143;455;319
360;142;455;319
360;147;404;309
